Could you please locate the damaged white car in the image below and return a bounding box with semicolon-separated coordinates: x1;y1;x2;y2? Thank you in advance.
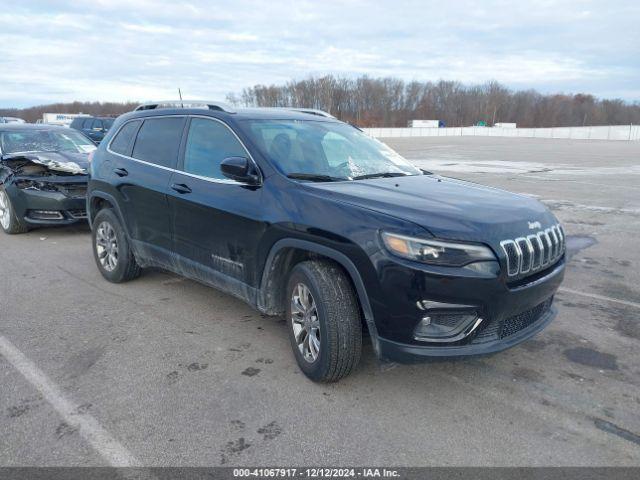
0;124;96;234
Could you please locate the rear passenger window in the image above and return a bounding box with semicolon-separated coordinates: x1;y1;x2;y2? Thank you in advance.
183;118;247;179
132;117;186;168
109;120;141;155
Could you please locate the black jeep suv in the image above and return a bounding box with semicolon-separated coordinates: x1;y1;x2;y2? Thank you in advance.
88;101;565;382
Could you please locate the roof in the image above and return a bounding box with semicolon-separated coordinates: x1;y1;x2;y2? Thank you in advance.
130;100;338;122
0;123;73;132
234;108;337;120
121;107;340;124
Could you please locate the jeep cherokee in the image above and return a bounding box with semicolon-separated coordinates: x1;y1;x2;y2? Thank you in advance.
87;100;565;382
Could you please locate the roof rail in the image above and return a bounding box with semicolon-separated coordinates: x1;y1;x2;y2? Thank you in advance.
134;100;236;113
284;108;336;119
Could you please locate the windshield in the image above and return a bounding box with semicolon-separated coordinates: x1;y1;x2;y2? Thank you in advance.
0;129;97;155
240;120;421;180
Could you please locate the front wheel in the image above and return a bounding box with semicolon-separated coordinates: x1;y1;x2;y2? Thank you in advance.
286;260;362;382
92;208;141;283
0;186;28;234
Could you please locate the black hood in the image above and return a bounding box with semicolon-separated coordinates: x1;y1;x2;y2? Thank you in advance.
306;174;558;244
1;151;89;174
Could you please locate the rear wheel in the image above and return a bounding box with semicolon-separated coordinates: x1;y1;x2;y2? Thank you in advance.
92;208;141;283
0;187;28;234
286;260;362;382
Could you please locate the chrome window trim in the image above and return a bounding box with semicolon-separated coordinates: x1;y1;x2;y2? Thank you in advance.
106;114;262;187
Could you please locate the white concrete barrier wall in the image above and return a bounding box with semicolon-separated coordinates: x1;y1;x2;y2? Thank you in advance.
364;125;640;141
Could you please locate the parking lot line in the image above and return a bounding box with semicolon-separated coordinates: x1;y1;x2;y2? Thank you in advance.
0;335;140;467
559;287;640;310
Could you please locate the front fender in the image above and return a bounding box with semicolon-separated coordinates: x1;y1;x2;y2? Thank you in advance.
258;237;381;356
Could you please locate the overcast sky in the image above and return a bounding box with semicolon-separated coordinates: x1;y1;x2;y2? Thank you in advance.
1;0;638;107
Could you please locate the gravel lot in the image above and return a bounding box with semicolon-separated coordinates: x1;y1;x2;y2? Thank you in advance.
1;136;639;467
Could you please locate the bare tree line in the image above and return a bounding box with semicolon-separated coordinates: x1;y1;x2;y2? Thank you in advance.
0;101;138;123
227;76;640;128
3;77;638;128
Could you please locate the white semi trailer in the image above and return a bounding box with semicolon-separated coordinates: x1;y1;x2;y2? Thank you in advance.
41;113;90;127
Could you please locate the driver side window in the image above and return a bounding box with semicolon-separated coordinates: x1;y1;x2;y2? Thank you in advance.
183;118;247;180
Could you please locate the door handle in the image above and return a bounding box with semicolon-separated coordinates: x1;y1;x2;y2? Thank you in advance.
171;183;192;194
114;167;128;177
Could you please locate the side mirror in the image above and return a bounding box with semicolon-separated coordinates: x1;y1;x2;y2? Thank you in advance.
220;156;260;185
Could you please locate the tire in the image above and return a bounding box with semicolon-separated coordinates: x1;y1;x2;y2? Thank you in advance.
92;208;141;283
286;260;362;382
0;186;28;234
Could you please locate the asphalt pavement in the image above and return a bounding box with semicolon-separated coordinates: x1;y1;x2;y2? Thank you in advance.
1;136;639;466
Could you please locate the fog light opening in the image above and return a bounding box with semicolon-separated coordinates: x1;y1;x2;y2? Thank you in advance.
29;210;64;220
414;309;483;343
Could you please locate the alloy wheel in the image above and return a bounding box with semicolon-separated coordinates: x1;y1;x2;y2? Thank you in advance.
95;221;119;272
0;191;10;230
291;282;321;363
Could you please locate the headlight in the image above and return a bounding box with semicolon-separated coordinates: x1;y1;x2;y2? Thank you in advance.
381;232;496;266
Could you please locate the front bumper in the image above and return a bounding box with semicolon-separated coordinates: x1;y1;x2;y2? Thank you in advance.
378;303;557;362
370;251;565;362
6;180;88;226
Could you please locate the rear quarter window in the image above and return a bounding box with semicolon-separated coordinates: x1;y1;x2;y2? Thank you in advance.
132;117;186;168
109;120;141;156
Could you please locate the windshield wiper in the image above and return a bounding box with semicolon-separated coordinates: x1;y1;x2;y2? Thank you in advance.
352;172;410;180
286;173;349;182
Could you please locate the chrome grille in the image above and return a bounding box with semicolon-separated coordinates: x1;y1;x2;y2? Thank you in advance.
500;224;564;277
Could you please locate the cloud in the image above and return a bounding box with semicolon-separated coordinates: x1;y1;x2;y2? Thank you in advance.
0;0;638;107
120;22;174;34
